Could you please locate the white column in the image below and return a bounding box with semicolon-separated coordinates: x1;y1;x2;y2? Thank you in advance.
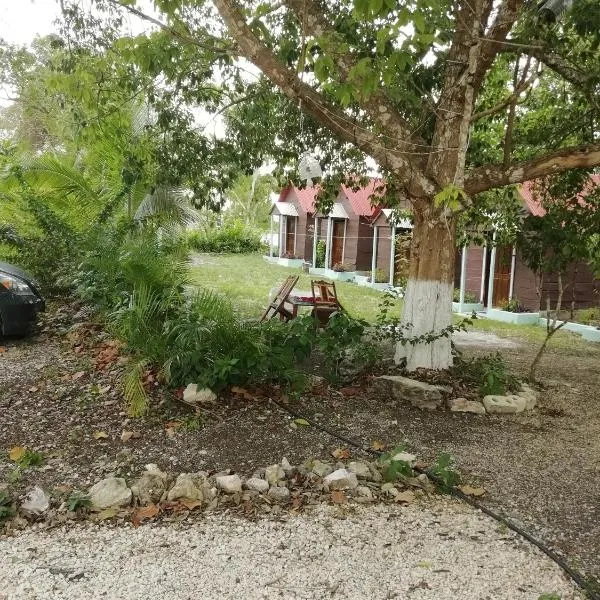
293;217;297;256
324;216;333;269
389;225;396;286
280;216;286;257
479;244;488;303
508;245;517;300
487;231;497;311
459;245;468;313
341;219;347;263
371;226;378;283
269;215;274;257
312;216;319;268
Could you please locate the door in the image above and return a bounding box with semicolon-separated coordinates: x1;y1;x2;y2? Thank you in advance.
285;217;296;256
492;245;512;306
331;220;345;266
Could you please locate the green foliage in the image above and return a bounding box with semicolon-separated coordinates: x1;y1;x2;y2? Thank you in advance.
15;448;44;469
453;352;518;398
577;307;600;326
378;445;415;482
371;268;388;283
187;221;264;254
315;240;326;268
66;491;92;512
433;184;468;213
426;453;461;491
0;491;15;523
537;594;561;600
453;288;478;303
498;297;526;313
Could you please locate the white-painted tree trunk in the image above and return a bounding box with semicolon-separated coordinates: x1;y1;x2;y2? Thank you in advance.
394;279;453;370
394;207;456;371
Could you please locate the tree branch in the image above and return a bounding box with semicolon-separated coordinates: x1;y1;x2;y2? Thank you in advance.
472;0;523;95
213;0;438;197
464;143;600;195
282;0;429;163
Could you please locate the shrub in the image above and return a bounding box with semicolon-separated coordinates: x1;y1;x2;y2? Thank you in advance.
577;307;600;326
187;221;263;254
498;297;526;313
453;352;518;397
315;240;326;268
374;268;390;283
332;262;354;272
453;288;478;303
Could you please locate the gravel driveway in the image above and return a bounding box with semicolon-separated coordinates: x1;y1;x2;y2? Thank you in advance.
0;500;582;600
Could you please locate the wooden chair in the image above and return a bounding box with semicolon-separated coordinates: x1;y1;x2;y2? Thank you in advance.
311;279;341;327
260;275;299;322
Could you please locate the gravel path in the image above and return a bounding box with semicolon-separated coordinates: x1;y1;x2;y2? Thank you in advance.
0;501;582;600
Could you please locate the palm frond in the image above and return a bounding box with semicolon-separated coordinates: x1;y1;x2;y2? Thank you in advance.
123;358;150;417
134;186;197;226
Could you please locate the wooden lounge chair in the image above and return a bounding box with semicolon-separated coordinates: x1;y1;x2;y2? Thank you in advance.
311;279;341;327
260;275;299;322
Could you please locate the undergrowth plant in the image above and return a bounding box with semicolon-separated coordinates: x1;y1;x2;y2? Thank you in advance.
452;352;519;397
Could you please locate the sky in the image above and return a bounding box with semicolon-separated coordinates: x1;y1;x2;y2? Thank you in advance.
0;0;62;45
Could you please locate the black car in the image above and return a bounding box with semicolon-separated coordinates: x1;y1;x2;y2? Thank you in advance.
0;261;45;336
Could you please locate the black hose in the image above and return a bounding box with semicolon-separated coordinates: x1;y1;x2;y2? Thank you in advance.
269;397;599;600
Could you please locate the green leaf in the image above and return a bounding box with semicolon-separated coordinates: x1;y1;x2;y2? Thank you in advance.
294;418;310;426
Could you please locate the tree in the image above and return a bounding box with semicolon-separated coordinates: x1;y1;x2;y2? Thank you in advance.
64;0;600;370
224;172;275;229
515;172;600;380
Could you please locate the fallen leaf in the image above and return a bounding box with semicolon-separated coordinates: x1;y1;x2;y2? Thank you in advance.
331;490;347;504
371;440;386;451
98;385;111;394
165;421;182;429
331;448;351;460
28;386;39;393
165;427;177;439
72;371;85;381
8;446;26;462
231;386;254;400
340;386;360;397
0;346;5;353
93;431;109;440
293;418;310;426
395;490;416;503
458;485;486;497
414;460;429;471
95;508;118;520
132;504;160;527
179;498;203;510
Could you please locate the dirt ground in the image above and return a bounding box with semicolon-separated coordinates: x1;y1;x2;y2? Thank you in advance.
1;304;599;587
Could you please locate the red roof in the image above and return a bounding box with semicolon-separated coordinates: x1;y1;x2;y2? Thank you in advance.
519;175;600;217
278;178;384;217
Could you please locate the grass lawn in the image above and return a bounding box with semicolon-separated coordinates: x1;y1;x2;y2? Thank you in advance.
189;252;597;353
189;253;400;322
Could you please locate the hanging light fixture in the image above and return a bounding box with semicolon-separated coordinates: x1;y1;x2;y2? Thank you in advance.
298;151;322;185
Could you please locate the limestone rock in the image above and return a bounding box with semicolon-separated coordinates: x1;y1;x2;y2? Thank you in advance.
323;469;358;491
167;473;203;502
245;478;269;493
376;375;449;410
215;474;242;494
311;460;334;478
347;461;371;479
267;486;290;502
21;487;50;514
131;465;168;504
391;452;417;465
89;477;132;509
483;394;527;414
518;384;538;410
281;457;295;476
448;397;486;415
183;384;216;405
356;485;373;498
265;464;285;485
381;482;399;497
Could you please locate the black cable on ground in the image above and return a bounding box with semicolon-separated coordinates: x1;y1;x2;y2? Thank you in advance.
269;397;600;600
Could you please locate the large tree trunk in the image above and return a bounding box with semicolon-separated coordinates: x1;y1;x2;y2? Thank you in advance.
395;203;457;371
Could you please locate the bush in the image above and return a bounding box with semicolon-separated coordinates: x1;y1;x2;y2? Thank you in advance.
371;268;388;283
315;240;326;268
187;221;264;254
332;262;354;272
498;297;526;313
577;307;600;326
453;352;519;397
453;288;478;303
